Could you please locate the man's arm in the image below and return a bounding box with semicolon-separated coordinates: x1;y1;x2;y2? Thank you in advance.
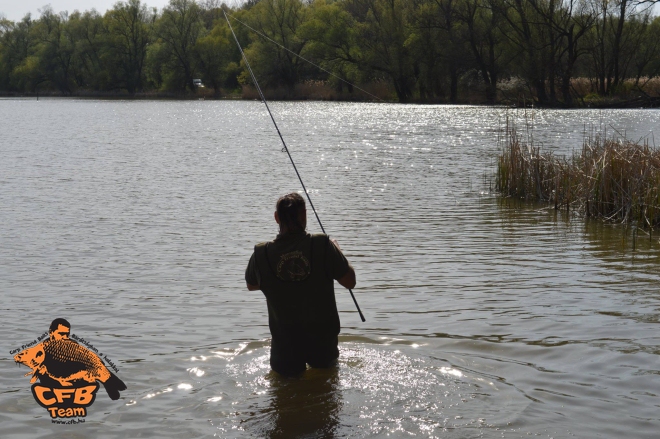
245;252;260;291
337;266;356;290
329;238;356;290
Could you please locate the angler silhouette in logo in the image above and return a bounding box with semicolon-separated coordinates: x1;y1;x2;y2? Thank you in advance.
14;319;127;419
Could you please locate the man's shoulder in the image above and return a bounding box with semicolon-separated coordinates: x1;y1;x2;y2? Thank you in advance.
309;233;329;241
252;238;277;250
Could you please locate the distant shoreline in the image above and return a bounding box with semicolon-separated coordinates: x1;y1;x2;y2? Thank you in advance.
1;91;658;108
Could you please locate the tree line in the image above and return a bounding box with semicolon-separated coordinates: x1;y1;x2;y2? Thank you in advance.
1;0;659;105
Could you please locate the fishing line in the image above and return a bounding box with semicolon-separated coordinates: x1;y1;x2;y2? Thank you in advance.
225;12;384;103
223;10;366;323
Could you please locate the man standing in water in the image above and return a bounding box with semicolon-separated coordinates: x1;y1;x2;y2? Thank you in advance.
246;193;356;376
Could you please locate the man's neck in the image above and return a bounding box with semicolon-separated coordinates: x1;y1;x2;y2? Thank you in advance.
277;228;306;238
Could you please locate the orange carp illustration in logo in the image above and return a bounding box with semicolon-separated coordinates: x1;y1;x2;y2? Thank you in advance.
13;318;127;421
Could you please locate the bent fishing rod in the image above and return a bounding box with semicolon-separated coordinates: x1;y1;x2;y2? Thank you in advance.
223;11;366;323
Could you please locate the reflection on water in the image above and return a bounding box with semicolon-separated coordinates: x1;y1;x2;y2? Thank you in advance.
498;197;660;270
189;339;527;438
583;216;660;267
248;368;341;439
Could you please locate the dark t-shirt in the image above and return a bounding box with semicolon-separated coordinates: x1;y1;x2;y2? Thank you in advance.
246;232;350;286
245;231;351;364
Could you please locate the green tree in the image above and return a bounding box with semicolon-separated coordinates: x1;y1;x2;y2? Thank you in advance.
155;0;204;91
0;15;35;91
495;0;553;104
242;0;311;90
300;0;364;94
587;0;651;95
348;0;417;101
455;0;510;103
408;0;447;101
632;15;660;84
199;0;224;29
68;10;108;90
410;0;472;103
551;0;596;105
31;8;78;93
194;20;233;93
517;0;596;105
105;0;154;93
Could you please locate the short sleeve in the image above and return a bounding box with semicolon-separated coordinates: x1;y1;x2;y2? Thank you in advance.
325;237;351;280
245;251;260;286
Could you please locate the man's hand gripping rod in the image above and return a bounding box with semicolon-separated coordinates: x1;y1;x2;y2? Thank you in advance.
224;11;365;322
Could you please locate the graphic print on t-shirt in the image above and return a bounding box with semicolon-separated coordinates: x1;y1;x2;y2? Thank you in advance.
276;251;311;281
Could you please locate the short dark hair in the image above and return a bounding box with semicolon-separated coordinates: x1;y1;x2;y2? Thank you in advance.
49;318;71;332
276;193;306;231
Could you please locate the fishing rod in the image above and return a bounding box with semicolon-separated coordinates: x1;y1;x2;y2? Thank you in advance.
223;10;366;323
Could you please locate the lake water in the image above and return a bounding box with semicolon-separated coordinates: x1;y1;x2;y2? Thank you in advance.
1;99;659;438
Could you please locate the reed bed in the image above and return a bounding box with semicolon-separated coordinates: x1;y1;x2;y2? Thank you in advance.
496;128;660;230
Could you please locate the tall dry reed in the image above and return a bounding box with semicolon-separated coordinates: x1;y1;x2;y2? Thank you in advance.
496;128;660;229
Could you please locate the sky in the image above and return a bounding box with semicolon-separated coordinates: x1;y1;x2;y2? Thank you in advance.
0;0;247;22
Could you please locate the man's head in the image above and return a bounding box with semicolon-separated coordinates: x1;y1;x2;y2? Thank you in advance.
49;318;71;340
275;193;307;233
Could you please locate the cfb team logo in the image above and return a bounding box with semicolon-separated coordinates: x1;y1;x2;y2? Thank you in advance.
12;318;127;423
276;250;311;282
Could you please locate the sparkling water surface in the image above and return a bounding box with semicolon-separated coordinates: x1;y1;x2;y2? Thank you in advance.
1;99;659;438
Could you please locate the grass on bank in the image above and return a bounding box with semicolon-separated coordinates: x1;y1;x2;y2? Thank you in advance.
496;126;660;231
